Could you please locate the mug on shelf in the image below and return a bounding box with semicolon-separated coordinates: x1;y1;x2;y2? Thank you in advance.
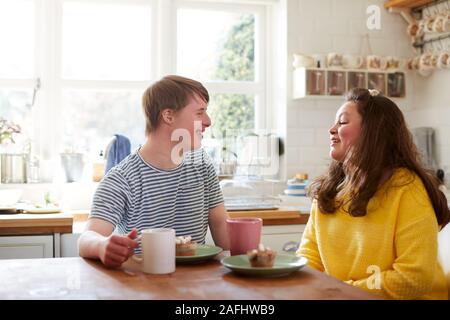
407;21;423;38
293;54;315;68
419;52;434;70
342;54;364;69
327;53;344;68
438;51;450;69
432;14;449;33
386;56;405;70
367;55;388;70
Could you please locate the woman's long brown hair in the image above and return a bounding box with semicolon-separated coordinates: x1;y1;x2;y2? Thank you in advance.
309;88;450;228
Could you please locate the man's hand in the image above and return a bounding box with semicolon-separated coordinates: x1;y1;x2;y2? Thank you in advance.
99;228;139;268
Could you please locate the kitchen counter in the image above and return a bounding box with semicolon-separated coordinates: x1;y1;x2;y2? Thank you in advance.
0;213;73;235
0;208;308;237
229;208;309;225
72;207;309;226
0;255;380;300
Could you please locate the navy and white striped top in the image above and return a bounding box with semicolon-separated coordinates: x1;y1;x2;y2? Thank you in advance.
90;148;223;253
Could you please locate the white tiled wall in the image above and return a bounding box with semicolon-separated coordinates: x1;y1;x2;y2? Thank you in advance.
405;71;450;185
286;0;414;179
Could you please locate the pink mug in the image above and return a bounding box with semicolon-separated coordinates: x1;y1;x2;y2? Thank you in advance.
227;218;262;256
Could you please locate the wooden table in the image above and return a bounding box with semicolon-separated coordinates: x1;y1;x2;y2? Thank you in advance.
0;255;380;300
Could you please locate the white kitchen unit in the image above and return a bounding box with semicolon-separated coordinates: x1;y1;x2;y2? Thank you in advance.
60;233;81;257
0;235;54;259
261;224;305;252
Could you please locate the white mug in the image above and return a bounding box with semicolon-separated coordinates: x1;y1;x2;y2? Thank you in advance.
327;53;344;68
293;54;315;68
438;51;450;69
132;228;176;274
386;56;404;70
367;55;388;70
342;54;364;69
419;52;434;70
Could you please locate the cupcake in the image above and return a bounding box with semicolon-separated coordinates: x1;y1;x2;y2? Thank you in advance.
175;235;196;256
247;244;277;267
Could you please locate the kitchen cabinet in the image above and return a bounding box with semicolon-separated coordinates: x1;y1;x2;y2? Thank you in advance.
293;68;406;99
60;233;81;257
0;212;73;259
261;224;305;252
0;235;54;259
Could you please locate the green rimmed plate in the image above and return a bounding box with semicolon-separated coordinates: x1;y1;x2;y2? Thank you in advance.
221;254;308;277
176;244;223;264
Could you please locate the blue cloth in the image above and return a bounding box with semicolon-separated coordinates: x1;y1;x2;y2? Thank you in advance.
104;134;131;174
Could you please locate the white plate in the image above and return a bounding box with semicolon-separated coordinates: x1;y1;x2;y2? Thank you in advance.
23;207;61;214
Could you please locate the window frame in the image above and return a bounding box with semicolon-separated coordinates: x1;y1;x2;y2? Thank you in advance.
51;0;157;158
1;0;273;170
173;0;268;131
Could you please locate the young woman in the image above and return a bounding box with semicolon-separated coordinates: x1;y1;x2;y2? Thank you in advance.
298;88;450;300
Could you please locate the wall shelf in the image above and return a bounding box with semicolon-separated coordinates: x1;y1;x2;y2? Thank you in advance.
384;0;434;9
293;68;406;99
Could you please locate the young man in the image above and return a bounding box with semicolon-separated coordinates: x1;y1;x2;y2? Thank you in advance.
78;75;230;268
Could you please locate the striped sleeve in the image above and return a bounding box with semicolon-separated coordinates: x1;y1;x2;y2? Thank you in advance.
89;168;131;227
203;151;224;209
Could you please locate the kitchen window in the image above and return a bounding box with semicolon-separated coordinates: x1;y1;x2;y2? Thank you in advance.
175;1;267;172
0;0;271;181
59;0;154;154
0;0;36;152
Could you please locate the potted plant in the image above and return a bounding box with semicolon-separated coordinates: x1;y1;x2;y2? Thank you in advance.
0;118;28;183
0;118;21;147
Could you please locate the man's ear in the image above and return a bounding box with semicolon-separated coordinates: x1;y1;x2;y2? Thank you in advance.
161;108;175;125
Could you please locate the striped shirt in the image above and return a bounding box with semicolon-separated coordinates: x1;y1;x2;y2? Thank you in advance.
89;148;223;253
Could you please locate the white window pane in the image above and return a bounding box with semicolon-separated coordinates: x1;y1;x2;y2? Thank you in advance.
207;93;255;139
61;90;146;154
177;9;255;81
0;0;34;78
62;2;152;80
0;89;33;149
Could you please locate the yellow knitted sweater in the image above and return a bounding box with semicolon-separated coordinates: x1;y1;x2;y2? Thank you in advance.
298;168;448;300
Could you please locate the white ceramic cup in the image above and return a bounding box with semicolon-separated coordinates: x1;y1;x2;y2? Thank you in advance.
327;53;344;68
407;21;422;38
293;54;315;68
386;56;405;70
419;52;434;70
132;228;176;274
438;51;450;69
432;14;447;33
367;55;388;70
342;54;364;69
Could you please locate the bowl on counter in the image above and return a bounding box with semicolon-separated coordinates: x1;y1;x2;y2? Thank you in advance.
0;188;22;208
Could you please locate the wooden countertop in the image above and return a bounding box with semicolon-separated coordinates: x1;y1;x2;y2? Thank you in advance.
0;255;380;300
0;208;308;236
0;213;73;235
71;208;310;226
229;208;309;225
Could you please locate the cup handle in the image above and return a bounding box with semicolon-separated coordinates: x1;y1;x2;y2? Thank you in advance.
131;255;143;263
